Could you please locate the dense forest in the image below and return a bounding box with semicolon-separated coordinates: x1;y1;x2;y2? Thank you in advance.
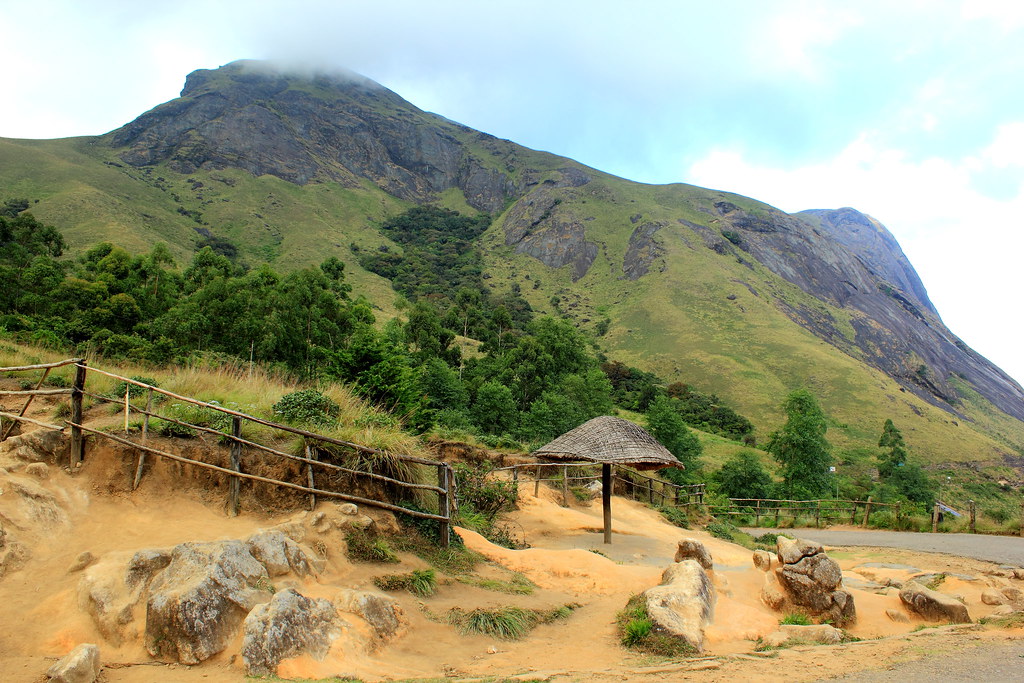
0;201;936;507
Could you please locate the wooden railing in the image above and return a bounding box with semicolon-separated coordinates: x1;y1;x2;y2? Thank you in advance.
0;360;454;546
496;462;705;508
707;497;900;528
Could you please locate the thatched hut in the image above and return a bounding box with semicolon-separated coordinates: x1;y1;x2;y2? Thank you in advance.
532;416;682;543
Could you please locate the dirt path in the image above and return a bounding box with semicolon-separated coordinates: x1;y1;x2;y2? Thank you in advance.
742;528;1024;566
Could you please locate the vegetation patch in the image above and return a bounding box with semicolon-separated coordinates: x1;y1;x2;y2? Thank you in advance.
616;594;698;657
344;529;400;564
447;604;578;640
373;569;437;597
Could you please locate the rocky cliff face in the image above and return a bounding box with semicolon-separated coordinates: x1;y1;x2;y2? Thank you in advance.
109;60;521;213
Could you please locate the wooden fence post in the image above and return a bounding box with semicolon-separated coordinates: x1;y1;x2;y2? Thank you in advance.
133;388;154;490
674;485;681;507
69;361;87;469
862;496;873;528
228;416;242;516
534;465;541;497
969;500;976;534
305;444;317;511
932;502;939;533
815;501;821;528
850;502;858;525
754;500;761;526
437;464;451;548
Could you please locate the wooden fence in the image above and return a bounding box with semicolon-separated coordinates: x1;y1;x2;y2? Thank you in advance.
0;359;455;546
707;497;900;528
496;462;705;508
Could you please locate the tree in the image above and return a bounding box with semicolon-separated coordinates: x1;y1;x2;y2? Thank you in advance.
645;395;702;478
877;419;907;479
766;389;832;498
471;381;518;435
713;451;774;499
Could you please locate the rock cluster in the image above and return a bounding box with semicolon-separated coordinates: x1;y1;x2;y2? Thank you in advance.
46;643;100;683
75;503;404;676
757;536;856;626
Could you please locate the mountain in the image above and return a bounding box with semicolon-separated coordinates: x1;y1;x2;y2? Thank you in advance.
1;59;1022;475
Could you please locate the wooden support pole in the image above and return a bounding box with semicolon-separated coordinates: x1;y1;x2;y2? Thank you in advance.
123;384;130;432
969;500;976;534
862;496;873;528
815;501;821;528
674;485;681;507
562;465;569;507
437;464;451;548
602;464;612;544
69;362;87;468
305;444;317;511
133;388;153;490
534;465;541;497
1;367;51;440
932;502;939;533
755;499;761;526
228;416;242;516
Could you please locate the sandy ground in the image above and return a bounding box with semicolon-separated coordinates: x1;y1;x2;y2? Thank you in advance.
1;409;1022;682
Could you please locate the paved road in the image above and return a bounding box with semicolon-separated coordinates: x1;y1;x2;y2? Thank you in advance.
742;528;1024;567
821;640;1024;682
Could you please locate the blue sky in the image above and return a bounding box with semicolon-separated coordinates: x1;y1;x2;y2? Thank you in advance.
3;0;1023;384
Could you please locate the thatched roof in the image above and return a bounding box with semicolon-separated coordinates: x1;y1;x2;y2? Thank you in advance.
531;416;682;470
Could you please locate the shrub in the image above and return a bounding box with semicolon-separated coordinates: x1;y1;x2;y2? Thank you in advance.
705;520;737;541
449;606;535;639
344;529;399;564
657;505;691;528
112;376;158;399
780;612;812;625
272;389;340;426
373;569;437;597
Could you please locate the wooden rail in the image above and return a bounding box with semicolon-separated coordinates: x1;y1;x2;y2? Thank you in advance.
0;359;454;545
707;496;900;528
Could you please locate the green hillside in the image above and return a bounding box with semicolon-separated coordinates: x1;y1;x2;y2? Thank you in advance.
1;60;1021;490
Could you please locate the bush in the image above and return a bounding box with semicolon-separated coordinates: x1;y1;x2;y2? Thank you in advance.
657;505;691;528
344;529;399;564
705;520;737;541
272;389;340;426
453;462;518;519
373;569;437;597
780;612;812;625
112;376;158;399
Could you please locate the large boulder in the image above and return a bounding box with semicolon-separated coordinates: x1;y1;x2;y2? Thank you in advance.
0;429;66;464
674;539;713;571
242;589;342;676
643;559;716;653
773;536;855;626
145;540;272;664
46;643;100;683
899;581;971;623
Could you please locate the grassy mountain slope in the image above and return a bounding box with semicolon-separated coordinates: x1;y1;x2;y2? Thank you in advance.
1;60;1021;480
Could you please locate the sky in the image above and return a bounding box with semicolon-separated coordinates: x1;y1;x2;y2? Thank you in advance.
2;0;1023;385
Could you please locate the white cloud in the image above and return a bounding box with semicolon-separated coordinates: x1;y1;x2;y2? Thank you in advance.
686;132;1024;386
982;121;1024;168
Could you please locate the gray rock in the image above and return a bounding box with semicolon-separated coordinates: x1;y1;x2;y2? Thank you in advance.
125;549;171;589
643;560;716;653
776;536;823;565
674;539;713;570
242;589;341;676
335;589;404;642
25;462;49;478
0;429;66;462
1001;586;1023;604
1013;568;1024;581
761;572;787;610
246;530;321;578
753;549;773;572
68;551;95;574
145;540;271;664
46;643;100;683
982;588;1007;606
899;580;971;623
78;552;144;645
886;608;910;623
